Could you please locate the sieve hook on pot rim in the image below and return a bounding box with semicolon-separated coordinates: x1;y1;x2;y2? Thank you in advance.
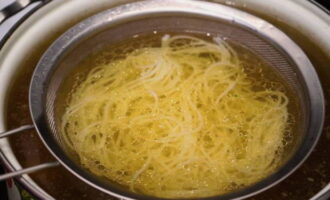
0;125;60;181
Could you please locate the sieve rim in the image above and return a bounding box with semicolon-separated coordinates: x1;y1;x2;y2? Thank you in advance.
29;0;325;200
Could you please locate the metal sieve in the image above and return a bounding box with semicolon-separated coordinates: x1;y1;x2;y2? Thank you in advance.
0;0;325;199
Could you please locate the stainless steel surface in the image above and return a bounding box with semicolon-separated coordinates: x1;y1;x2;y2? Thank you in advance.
312;183;330;200
0;0;39;24
310;0;330;14
0;0;48;48
28;0;324;199
0;161;59;181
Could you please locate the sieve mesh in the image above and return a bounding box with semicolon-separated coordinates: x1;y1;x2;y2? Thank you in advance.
29;1;323;199
45;16;308;155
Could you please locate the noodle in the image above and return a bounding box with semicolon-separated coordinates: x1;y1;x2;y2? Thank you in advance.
60;35;290;198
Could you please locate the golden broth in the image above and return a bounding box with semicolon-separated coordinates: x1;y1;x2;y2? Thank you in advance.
5;8;330;200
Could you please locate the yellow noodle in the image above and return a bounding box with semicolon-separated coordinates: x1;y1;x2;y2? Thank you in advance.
61;35;290;198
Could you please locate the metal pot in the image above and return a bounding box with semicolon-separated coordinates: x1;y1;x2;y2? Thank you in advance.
0;0;329;199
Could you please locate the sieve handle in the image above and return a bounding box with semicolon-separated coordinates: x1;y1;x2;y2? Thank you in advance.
0;125;60;181
0;162;60;181
2;126;128;199
0;124;34;138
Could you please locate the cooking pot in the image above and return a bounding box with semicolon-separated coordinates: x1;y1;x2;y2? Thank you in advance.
0;0;329;200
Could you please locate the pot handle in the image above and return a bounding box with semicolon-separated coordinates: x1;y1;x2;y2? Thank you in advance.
0;0;42;24
0;125;60;181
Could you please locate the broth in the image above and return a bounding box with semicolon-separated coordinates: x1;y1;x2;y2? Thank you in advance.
5;2;330;200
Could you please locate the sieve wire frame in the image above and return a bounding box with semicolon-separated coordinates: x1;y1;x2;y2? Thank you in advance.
29;0;325;200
